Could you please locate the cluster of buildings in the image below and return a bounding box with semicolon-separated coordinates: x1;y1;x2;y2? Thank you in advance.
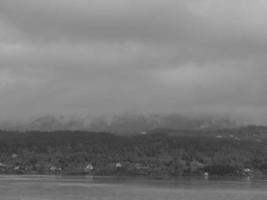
0;153;254;177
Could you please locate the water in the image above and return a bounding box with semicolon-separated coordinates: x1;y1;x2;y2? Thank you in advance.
1;175;267;200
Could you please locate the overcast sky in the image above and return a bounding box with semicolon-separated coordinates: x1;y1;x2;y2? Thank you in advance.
0;0;267;123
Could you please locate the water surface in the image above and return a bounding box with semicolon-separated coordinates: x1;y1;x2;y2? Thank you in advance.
0;175;267;200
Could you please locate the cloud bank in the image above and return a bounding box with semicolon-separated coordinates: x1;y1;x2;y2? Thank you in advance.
0;0;267;123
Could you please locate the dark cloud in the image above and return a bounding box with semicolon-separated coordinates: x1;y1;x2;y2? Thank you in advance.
0;0;267;123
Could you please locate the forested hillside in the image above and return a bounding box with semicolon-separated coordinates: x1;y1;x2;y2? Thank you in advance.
0;127;267;176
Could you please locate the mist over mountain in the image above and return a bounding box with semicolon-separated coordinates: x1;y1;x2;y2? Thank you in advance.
1;1;267;124
0;113;239;134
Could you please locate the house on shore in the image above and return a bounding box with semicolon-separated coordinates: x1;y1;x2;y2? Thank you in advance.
84;164;94;173
115;162;122;169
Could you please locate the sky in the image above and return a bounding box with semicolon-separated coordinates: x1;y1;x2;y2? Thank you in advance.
0;0;267;123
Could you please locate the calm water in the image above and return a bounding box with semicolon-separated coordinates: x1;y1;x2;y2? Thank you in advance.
1;175;267;200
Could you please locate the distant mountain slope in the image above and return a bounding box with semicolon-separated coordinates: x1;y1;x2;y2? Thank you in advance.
0;114;239;134
6;116;86;132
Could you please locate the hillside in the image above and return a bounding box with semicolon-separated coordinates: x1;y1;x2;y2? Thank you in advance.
0;127;267;176
2;114;238;134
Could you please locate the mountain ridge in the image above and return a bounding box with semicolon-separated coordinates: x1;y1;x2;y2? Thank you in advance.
0;114;240;134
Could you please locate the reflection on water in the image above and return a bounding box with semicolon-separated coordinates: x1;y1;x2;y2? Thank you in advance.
1;175;267;200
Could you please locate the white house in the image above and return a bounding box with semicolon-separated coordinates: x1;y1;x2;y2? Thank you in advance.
85;164;94;171
0;162;7;168
115;162;122;168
